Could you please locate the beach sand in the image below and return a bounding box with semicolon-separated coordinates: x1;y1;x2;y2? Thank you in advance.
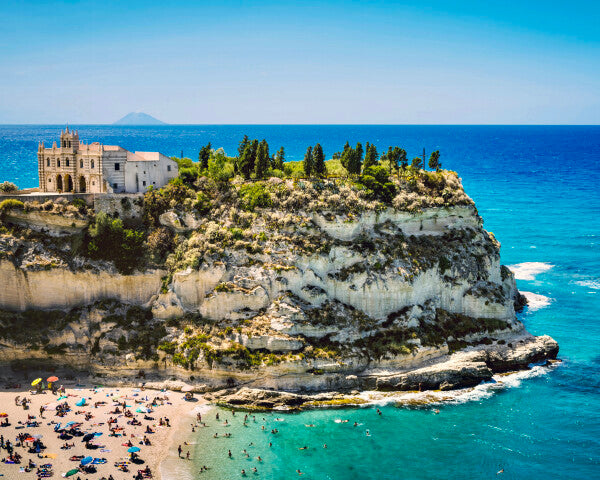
0;381;200;480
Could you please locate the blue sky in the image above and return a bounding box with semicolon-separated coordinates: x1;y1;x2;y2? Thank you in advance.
0;0;598;124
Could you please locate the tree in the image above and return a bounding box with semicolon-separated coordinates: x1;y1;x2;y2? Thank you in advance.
238;140;258;179
237;135;250;158
272;146;285;171
208;148;234;182
340;141;351;169
411;156;422;170
254;139;270;178
399;149;408;171
198;142;212;171
428;150;441;171
363;143;379;170
303;146;314;177
346;142;363;175
0;181;18;193
313;143;326;177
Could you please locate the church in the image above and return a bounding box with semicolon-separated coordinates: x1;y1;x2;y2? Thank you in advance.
37;128;178;193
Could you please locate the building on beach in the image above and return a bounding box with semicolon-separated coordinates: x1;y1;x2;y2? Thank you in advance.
37;128;178;193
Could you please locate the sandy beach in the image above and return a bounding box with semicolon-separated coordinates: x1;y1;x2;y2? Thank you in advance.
0;380;200;480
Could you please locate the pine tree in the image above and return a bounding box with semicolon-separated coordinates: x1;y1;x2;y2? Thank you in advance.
428;150;441;171
313;143;326;177
199;142;212;171
411;156;423;170
399;149;408;171
254;139;270;178
238;135;249;158
303;146;314;177
363;143;379;170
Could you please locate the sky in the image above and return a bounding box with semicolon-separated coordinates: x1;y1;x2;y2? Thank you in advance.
0;0;598;124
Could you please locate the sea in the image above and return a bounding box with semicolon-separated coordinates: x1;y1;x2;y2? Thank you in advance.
1;125;599;479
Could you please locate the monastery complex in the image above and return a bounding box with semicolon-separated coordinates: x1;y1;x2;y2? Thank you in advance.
37;128;178;193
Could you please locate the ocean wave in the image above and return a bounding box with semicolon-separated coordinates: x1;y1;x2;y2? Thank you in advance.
356;364;558;408
575;280;600;290
508;262;553;281
520;291;552;311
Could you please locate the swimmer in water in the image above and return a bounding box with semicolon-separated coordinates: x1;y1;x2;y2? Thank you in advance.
241;469;246;476
353;422;358;427
497;469;504;475
257;456;262;462
434;409;440;414
366;429;371;436
297;469;304;475
323;443;327;449
228;449;232;458
299;446;308;450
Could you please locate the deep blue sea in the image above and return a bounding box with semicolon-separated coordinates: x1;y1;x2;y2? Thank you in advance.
1;125;599;479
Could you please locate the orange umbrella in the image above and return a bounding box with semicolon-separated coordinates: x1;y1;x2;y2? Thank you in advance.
0;413;8;417
47;376;59;382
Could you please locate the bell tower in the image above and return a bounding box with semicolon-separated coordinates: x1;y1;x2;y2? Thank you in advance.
60;126;79;151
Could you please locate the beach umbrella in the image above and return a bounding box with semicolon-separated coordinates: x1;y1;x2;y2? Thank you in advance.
31;378;42;386
127;446;140;453
25;437;35;442
75;398;86;406
135;407;148;413
0;413;7;417
80;456;93;465
47;376;59;382
64;421;75;427
64;468;79;477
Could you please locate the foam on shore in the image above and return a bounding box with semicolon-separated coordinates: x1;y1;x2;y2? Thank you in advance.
520;291;552;311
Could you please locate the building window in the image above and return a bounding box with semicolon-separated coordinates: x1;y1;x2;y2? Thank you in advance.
115;163;120;171
80;160;83;168
46;158;50;167
48;178;51;183
142;181;146;186
113;183;118;189
167;165;171;171
57;160;61;167
92;181;95;185
91;160;94;169
66;159;70;167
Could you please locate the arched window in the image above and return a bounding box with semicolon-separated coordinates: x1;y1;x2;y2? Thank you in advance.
57;159;61;167
91;160;95;169
80;159;83;168
66;158;70;167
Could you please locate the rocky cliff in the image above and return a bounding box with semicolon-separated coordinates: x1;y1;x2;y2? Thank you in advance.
0;171;558;397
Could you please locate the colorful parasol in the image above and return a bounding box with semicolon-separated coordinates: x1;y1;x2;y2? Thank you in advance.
31;378;42;386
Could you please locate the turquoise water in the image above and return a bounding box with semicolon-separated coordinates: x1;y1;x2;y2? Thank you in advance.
1;125;599;479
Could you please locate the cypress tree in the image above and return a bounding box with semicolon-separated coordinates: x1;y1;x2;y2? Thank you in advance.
363;143;379;170
303;146;314;177
254;139;270;178
399;149;408;171
272;146;285;170
199;142;211;171
340;141;351;169
238;140;258;179
313;143;326;177
428;150;441;171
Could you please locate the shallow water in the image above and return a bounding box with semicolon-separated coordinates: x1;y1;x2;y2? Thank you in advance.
1;125;599;479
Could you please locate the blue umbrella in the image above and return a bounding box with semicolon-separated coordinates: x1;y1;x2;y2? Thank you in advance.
64;421;75;427
80;456;93;465
127;446;140;453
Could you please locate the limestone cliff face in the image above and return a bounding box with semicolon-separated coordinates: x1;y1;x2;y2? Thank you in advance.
154;205;518;324
0;260;164;311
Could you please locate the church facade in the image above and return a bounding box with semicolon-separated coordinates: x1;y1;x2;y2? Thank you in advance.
38;128;178;193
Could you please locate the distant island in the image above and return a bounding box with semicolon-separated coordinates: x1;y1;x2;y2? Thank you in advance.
113;112;167;125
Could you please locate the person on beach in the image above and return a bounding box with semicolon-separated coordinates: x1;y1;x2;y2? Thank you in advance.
186;451;190;460
228;449;232;458
178;444;182;458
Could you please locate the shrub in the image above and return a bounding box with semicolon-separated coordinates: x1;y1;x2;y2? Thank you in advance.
71;198;88;210
238;182;272;211
193;192;212;214
87;212;146;274
0;181;18;193
357;166;396;203
147;227;174;261
0;199;24;212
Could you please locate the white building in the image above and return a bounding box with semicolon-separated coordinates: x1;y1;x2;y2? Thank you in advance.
38;128;178;193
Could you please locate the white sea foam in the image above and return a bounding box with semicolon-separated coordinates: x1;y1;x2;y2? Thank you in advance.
575;280;600;290
520;291;552;311
355;364;558;408
508;262;553;280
